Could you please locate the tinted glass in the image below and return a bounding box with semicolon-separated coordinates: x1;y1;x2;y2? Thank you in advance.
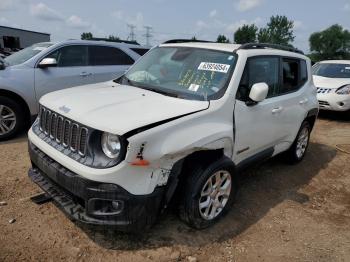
237;56;279;100
124;47;237;101
131;48;149;56
46;45;88;67
89;46;134;65
5;43;52;66
280;59;299;94
300;60;308;83
313;63;350;78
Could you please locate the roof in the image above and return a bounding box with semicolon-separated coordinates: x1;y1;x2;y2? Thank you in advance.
319;60;350;64
0;25;50;36
56;39;146;48
160;42;307;58
160;42;241;52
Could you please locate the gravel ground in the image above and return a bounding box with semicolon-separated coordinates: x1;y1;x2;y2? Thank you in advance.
0;111;349;262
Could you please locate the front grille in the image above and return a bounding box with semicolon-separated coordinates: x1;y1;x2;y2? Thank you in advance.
318;100;330;107
39;106;88;156
317;87;332;94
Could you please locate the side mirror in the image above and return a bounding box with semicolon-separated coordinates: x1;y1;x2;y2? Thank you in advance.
247;82;269;105
38;58;57;69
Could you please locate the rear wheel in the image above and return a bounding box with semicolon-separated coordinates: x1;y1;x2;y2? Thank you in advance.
285;121;311;164
0;96;25;141
179;157;237;229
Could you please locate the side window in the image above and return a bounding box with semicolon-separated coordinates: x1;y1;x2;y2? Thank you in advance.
280;58;300;94
300;60;308;85
89;46;134;66
45;45;88;67
131;48;149;56
237;56;279;101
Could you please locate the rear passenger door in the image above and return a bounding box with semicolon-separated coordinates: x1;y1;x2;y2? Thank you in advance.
275;58;309;147
88;45;134;84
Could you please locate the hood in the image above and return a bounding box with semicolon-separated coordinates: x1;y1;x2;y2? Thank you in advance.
313;75;350;89
40;81;209;135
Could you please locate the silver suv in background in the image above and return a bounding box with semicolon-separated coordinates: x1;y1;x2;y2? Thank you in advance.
0;40;149;140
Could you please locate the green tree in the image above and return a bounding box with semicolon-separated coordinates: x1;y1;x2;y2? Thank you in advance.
108;35;120;41
257;15;295;46
216;34;230;43
309;24;350;61
81;32;93;40
234;24;258;44
191;36;197;41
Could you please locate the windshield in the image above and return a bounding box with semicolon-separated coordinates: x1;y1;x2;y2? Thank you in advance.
5;43;53;66
313;63;350;78
123;46;237;100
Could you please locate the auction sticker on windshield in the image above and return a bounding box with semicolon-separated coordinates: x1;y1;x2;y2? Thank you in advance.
198;62;230;73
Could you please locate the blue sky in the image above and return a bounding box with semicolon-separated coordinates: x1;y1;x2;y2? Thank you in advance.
1;0;350;52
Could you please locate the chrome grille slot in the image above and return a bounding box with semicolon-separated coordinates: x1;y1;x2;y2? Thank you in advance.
56;116;64;143
63;120;71;147
50;113;57;138
70;124;79;151
44;110;51;134
37;106;89;157
78;128;88;156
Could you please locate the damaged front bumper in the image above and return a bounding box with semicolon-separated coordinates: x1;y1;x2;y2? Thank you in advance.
28;142;165;231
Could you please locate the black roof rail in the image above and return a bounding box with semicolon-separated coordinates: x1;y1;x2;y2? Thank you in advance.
236;43;304;55
89;38;140;45
163;39;213;44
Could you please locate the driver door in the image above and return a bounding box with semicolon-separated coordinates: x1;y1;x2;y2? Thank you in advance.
34;45;91;101
234;56;286;164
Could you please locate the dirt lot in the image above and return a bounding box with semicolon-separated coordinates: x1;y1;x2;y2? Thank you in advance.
0;111;349;262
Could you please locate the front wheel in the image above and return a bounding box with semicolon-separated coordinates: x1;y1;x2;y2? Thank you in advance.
179;157;237;229
285;121;311;164
0;96;25;141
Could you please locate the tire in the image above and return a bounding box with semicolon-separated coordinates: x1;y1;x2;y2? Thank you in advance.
0;96;25;141
179;157;238;229
284;121;311;164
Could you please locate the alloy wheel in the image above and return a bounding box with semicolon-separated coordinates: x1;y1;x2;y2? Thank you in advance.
199;170;232;220
296;126;309;159
0;105;16;136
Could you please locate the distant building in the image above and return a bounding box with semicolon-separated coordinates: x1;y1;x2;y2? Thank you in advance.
0;26;50;50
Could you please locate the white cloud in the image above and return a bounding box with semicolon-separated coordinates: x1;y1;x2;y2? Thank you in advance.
0;0;18;11
344;3;350;11
209;9;217;18
236;0;263;12
111;10;123;20
66;15;91;29
30;3;64;21
293;20;304;30
196;20;208;29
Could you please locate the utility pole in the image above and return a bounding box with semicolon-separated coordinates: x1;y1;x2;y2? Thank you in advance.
127;24;136;41
143;26;153;47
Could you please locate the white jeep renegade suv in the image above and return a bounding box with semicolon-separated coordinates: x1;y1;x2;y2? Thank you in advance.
27;41;319;231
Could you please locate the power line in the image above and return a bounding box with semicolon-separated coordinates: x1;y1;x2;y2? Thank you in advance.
127;24;136;41
143;26;153;47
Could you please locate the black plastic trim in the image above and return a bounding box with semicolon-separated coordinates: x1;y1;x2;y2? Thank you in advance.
28;142;164;231
236;147;274;173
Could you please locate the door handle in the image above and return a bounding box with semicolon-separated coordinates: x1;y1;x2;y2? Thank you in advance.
80;72;92;77
272;107;283;114
299;98;308;105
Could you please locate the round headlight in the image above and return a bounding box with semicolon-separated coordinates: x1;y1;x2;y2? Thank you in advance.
101;132;121;159
336;84;350;95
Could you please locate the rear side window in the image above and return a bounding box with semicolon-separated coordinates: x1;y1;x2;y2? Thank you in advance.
280;59;299;94
237;56;279;100
131;48;149;56
300;60;308;84
46;45;88;67
89;46;134;66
